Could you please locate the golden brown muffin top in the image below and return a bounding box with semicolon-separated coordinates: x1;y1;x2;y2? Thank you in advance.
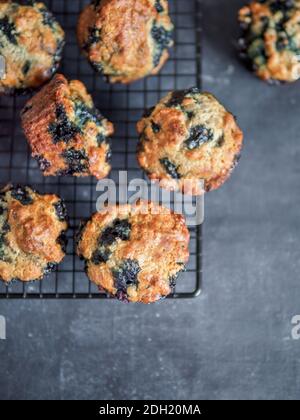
239;0;300;82
77;201;190;304
21;74;114;179
0;185;68;283
0;1;64;93
77;0;174;83
137;89;244;196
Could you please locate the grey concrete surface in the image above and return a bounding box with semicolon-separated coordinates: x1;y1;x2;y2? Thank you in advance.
1;0;300;400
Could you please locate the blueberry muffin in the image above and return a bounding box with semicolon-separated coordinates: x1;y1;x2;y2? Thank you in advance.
238;0;300;83
76;201;190;304
0;1;65;94
77;0;174;84
21;74;114;178
137;89;244;196
0;184;68;283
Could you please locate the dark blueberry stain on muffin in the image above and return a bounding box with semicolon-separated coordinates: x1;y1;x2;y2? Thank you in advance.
56;231;68;253
101;219;131;246
39;6;56;28
186;87;201;95
49;104;81;144
0;239;7;262
259;15;270;32
276;28;299;53
151;24;173;66
96;133;106;145
136;140;145;154
155;0;164;13
235;152;242;163
166;87;200;108
92;0;101;9
106;148;112;163
21;104;33;115
62;148;89;175
22;60;31;75
185;125;214;150
91;219;131;265
44;262;58;275
90;245;109;265
51;38;65;74
169;274;178;289
113;259;141;297
92;219;131;265
269;0;294;13
10;186;33;205
35;155;51;172
91;248;111;265
186;111;195;120
90;61;104;74
54;200;68;222
143;106;155;118
115;289;129;302
18;0;34;5
74;101;105;129
75;220;88;248
0;221;10;262
160;158;181;179
216;134;225;148
139;133;150;145
83;26;101;51
232;152;242;170
169;264;186;288
1;220;10;233
0;16;18;45
245;39;267;67
151;121;161;133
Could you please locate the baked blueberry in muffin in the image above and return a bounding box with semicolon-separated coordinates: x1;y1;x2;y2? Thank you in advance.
238;0;300;83
137;89;243;195
21;74;114;179
0;184;68;283
0;1;65;94
76;201;190;304
77;0;174;84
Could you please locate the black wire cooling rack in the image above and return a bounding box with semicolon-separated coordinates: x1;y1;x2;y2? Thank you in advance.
0;0;202;299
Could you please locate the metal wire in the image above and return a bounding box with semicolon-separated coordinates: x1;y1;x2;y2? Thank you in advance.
0;0;202;299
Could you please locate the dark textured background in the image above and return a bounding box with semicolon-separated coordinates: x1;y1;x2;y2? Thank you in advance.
1;0;300;400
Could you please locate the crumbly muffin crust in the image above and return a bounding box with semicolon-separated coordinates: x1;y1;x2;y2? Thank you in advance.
0;184;68;283
0;1;65;94
77;0;174;84
238;0;300;83
137;89;244;196
76;201;190;304
21;74;114;178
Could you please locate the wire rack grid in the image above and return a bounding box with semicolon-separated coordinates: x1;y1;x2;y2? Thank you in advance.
0;0;202;299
